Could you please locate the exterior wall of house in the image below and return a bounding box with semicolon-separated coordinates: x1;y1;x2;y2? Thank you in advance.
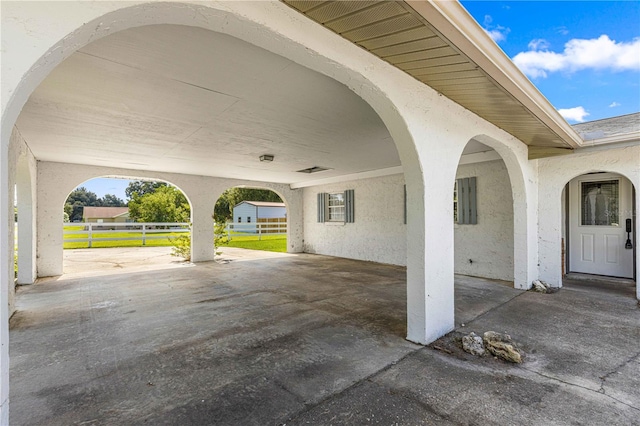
303;174;407;266
303;160;515;282
538;144;640;299
455;159;514;281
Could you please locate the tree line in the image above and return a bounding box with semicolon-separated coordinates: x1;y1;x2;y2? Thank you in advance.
65;181;281;223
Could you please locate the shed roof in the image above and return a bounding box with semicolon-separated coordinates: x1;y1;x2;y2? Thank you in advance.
82;206;129;219
235;201;286;208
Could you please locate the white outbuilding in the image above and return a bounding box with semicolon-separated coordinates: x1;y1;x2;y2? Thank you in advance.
232;201;286;225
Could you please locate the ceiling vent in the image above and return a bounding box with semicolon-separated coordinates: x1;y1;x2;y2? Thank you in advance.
296;166;331;174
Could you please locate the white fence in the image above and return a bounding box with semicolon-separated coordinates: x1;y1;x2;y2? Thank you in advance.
225;222;287;240
64;222;190;247
64;221;287;247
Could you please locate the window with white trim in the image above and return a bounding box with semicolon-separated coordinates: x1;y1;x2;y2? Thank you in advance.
317;190;355;223
328;193;345;222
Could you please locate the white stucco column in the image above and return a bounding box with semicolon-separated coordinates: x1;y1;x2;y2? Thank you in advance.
16;152;37;284
0;141;10;425
283;188;304;254
36;164;67;277
189;198;215;263
405;156;458;344
398;106;474;344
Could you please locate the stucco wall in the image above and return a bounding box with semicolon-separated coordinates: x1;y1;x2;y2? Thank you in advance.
303;174;407;266
538;144;639;297
302;160;514;282
455;160;514;281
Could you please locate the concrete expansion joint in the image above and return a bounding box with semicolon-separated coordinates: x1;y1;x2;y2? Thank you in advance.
284;348;424;424
453;288;528;331
378;382;462;425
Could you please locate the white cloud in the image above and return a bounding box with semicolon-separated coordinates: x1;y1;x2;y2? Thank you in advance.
482;14;510;43
486;29;508;43
528;39;550;51
556;26;569;36
609;102;621;108
513;35;640;78
558;106;590;123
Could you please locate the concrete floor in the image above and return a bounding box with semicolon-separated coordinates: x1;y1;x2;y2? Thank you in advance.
9;248;640;425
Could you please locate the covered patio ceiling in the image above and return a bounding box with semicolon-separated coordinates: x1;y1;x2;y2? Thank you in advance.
283;0;584;159
17;24;402;185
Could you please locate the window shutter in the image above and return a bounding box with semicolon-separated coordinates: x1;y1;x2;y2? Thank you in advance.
344;189;355;223
469;177;477;225
317;192;326;223
457;177;477;225
403;184;407;225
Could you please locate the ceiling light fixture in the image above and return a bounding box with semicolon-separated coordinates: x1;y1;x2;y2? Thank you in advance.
259;154;274;162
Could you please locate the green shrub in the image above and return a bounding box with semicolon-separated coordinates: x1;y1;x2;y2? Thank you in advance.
214;222;230;247
169;235;191;261
169;223;231;260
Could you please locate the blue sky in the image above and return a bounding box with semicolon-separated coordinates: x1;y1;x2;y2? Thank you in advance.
461;1;640;123
78;2;639;199
77;177;131;201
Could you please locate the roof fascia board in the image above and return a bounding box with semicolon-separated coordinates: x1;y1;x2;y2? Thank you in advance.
578;131;640;147
404;0;583;149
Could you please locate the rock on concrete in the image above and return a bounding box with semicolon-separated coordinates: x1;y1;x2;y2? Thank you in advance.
483;331;522;363
462;332;485;356
531;280;549;293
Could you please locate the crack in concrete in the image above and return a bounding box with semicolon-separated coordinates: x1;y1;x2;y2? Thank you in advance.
518;365;640;413
599;350;640;388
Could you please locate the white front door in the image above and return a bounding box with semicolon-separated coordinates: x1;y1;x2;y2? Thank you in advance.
569;173;634;278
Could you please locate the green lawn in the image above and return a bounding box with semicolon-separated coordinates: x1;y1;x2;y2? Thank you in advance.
224;235;287;253
63;226;286;252
63;225;187;249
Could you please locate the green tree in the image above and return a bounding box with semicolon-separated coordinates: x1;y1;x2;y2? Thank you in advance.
128;186;190;223
101;193;126;207
125;181;168;200
65;187;100;221
214;188;282;223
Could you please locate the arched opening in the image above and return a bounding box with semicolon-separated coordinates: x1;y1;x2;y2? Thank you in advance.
454;134;534;291
214;186;288;256
454;140;515;283
562;171;636;296
451;137;528;325
60;176;193;276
